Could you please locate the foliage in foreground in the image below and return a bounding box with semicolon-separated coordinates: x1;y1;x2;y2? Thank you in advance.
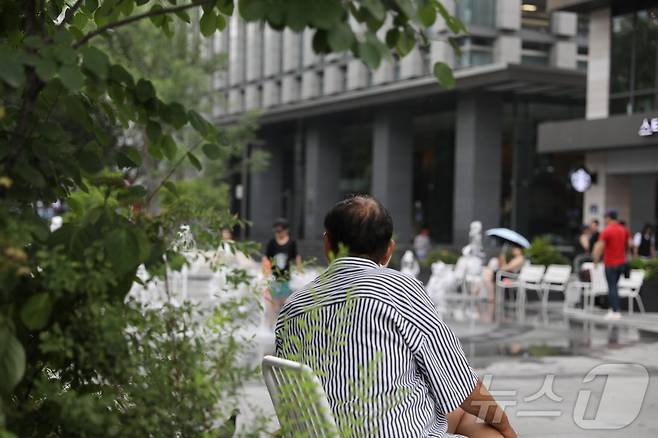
526;237;569;266
0;0;463;436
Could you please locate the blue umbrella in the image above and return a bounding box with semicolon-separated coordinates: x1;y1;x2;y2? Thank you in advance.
485;228;530;249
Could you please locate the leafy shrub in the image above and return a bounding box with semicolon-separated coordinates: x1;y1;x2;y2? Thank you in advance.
423;248;460;266
630;257;658;279
526;237;569;265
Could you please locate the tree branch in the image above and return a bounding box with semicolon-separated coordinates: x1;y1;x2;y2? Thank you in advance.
145;140;203;206
73;0;213;48
58;0;84;28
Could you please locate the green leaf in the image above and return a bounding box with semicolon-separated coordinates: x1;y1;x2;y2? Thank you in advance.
396;27;415;57
20;293;53;330
187;152;202;171
77;143;104;174
239;0;268;21
105;228;139;275
161;102;188;129
308;0;343;29
285;0;306;31
0;46;24;88
418;2;437;27
136;78;156;102
146;120;162;143
148;141;163;160
117;146;142;167
0;327;26;394
328;22;355;52
433;61;455;88
163;180;178;196
202;143;222;160
216;13;227;31
34;58;57;81
362;0;385;21
81;46;109;78
218;0;234;15
53;45;77;65
109;64;134;87
118;185;148;203
188;110;209;136
175;9;191;23
59;65;85;91
312;30;331;54
394;0;416;18
359;40;381;69
200;11;216;36
149;4;166;26
15;161;46;187
385;28;400;49
82;0;99;14
161;135;177;160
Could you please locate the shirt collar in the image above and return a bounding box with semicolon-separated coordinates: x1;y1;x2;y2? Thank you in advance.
328;256;380;272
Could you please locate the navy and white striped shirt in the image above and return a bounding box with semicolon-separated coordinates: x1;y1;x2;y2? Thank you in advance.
275;257;478;437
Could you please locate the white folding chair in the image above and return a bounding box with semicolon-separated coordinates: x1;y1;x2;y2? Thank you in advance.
540;265;572;308
618;269;646;314
262;355;340;437
496;265;546;315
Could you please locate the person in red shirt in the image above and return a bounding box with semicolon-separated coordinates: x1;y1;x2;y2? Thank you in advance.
593;210;630;319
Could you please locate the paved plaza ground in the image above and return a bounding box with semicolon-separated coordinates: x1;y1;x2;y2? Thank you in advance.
234;306;658;437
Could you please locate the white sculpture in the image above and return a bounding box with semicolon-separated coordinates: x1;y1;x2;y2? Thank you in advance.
400;250;420;278
454;221;485;286
426;262;456;316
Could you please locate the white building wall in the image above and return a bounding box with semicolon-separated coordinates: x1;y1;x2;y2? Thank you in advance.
282;30;301;72
400;48;424;79
245;23;262;82
346;59;368;90
263;26;282;77
228;16;245;86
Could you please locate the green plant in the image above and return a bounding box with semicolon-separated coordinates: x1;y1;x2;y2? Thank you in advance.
0;1;463;436
630;257;658;280
423;248;460;266
526;237;569;266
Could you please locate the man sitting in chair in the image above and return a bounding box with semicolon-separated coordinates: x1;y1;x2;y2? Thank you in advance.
275;195;516;438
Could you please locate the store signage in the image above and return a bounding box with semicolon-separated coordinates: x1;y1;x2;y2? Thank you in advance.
638;118;658;136
570;168;592;193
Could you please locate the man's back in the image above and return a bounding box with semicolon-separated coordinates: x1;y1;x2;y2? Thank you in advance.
275;257;477;437
600;222;629;266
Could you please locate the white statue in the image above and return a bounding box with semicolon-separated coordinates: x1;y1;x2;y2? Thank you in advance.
400;250;420;278
426;262;456;315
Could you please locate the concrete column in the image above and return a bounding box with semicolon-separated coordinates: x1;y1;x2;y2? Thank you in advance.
631;175;656;233
282;30;301;72
304;120;341;240
373;59;395;85
262;80;279;107
586;8;611;119
301;70;319;100
550;40;577;69
245;23;262;82
453;92;502;246
228;88;243;113
281;74;299;103
323;64;342;95
346;59;368;89
510;111;535;236
583;152;607;224
371;108;413;244
551;11;577;37
303;29;319;67
431;40;455;69
497;0;521;31
494;34;521;64
228;16;245;86
249;143;283;241
244;84;259;110
263;26;282;77
400;48;424;79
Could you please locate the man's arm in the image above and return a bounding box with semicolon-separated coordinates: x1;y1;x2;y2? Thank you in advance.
460;380;516;438
592;240;605;263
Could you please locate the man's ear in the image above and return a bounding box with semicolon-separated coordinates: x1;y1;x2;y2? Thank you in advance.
323;232;334;262
381;240;396;267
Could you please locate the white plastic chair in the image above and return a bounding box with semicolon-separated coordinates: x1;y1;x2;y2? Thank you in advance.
583;264;608;311
262;355;340;437
540;265;572;308
618;269;646;314
496;264;546;314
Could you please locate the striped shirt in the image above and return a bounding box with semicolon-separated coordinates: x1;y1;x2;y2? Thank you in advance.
275;257;478;437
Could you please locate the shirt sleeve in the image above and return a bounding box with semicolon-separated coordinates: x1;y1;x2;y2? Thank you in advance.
290;240;299;259
634;232;642;247
414;319;479;414
265;240;275;258
600;228;610;243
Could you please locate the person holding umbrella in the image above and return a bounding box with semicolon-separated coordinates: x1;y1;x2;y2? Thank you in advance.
482;229;529;301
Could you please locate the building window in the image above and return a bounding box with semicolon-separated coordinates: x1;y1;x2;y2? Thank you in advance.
456;0;496;28
456;37;494;68
521;41;550;65
339;123;372;198
521;0;550;32
609;5;658;115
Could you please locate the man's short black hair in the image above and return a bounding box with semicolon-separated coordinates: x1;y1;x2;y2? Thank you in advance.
273;217;289;230
591;219;600;225
605;209;618;221
323;195;393;261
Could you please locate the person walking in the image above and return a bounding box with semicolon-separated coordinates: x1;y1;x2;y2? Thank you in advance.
262;218;301;329
593;210;630;320
275;196;516;438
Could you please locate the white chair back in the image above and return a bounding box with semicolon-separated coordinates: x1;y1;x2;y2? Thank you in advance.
543;265;572;285
589;264;608;293
580;262;594;272
518;265;546;284
262;355;340;437
619;269;645;290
